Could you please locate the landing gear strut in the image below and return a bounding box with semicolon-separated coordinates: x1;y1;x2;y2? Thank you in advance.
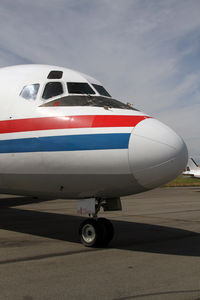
79;198;115;247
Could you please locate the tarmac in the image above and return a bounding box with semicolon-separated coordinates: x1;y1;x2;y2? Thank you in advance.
0;187;200;300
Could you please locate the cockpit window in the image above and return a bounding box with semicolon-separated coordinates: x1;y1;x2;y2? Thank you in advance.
42;82;63;99
47;70;63;79
40;95;138;111
92;84;111;97
20;84;40;100
67;82;95;95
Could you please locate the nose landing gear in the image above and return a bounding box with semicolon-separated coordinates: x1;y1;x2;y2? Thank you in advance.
79;198;116;247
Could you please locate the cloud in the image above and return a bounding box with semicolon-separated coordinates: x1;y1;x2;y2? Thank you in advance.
0;0;199;160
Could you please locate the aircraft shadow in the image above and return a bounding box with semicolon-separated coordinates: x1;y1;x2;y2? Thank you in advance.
0;196;55;207
0;197;200;257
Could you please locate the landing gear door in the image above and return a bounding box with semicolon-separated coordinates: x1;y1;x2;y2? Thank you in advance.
77;198;95;215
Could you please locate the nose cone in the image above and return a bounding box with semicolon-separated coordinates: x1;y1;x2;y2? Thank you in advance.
128;118;188;189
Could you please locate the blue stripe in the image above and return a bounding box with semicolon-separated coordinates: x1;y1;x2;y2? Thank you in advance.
0;133;130;153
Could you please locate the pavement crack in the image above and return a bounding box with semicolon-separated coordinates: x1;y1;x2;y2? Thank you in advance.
113;289;200;299
0;248;102;265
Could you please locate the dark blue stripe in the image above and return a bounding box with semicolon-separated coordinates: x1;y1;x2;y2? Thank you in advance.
0;133;130;153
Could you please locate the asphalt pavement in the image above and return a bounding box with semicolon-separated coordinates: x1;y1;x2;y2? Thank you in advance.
0;187;200;300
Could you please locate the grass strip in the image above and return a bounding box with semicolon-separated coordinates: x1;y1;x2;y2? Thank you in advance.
164;175;200;187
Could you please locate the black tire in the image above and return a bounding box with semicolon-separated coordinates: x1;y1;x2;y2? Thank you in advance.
79;219;101;247
97;218;114;247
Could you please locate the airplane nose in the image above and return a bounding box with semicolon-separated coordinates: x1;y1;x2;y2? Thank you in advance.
128;118;188;189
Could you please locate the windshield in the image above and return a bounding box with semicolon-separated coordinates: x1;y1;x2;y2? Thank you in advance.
42;82;64;99
67;82;95;95
92;84;111;97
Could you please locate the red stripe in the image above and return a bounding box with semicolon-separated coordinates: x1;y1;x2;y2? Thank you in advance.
0;115;150;134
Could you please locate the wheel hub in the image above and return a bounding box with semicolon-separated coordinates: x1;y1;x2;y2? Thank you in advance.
82;224;96;243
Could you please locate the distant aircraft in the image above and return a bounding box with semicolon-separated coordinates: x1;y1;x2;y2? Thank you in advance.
183;158;200;178
0;65;188;247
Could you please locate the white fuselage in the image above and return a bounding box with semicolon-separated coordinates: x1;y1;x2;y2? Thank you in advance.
0;65;188;199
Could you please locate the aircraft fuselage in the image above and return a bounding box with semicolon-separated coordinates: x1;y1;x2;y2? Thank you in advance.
0;65;188;199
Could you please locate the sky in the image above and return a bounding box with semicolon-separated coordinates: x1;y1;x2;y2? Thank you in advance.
0;0;199;161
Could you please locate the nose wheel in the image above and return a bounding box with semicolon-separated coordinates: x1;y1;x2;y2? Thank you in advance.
79;217;114;247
